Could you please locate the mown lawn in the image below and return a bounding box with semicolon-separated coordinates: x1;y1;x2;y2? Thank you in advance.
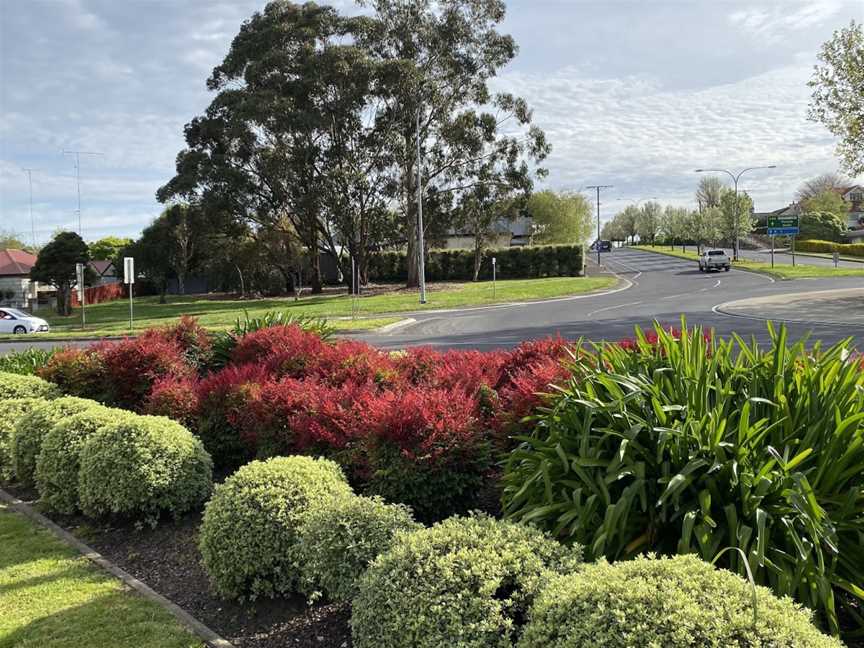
14;276;616;339
0;504;202;648
632;245;864;280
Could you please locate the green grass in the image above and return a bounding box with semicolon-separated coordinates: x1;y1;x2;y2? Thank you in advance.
8;277;615;340
0;504;202;648
632;245;864;280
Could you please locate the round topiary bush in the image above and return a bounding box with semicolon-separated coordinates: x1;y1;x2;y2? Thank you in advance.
11;396;96;486
0;371;60;401
35;406;134;514
198;456;353;600
0;397;46;481
78;414;212;524
297;495;421;602
517;555;842;648
351;514;582;648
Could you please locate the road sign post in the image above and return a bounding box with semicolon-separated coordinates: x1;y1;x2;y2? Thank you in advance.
75;262;86;329
492;257;497;298
767;215;799;268
124;257;135;332
833;250;840;268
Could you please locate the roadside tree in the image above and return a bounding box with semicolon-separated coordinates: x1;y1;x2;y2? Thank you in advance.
802;189;848;221
88;236;132;262
30;231;90;316
636;201;662;246
528;191;592;246
719;191;754;247
799;211;847;241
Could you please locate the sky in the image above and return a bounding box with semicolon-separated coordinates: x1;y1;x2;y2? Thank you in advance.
1;0;862;247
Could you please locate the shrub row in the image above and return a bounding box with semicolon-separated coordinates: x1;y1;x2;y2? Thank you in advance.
0;371;212;524
197;453;837;647
796;238;864;256
367;244;585;282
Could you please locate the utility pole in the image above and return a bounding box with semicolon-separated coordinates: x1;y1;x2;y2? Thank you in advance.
416;109;427;304
62;150;102;238
586;184;613;265
22;168;37;248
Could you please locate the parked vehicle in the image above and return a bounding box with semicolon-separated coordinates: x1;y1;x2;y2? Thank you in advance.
0;308;50;334
698;250;731;272
590;240;613;252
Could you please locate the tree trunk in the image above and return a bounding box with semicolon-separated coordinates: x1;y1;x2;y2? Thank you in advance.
177;272;186;295
310;251;322;294
404;133;419;288
56;287;69;316
473;237;483;282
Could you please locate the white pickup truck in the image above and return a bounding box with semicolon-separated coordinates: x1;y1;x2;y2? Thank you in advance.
698;250;731;272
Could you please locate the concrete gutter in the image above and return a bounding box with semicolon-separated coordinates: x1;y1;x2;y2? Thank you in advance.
0;488;235;648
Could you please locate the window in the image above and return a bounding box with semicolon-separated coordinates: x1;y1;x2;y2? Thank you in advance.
850;192;863;202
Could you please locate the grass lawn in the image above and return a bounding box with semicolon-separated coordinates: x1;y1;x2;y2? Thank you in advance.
0;504;202;648
632;245;864;280
8;276;616;340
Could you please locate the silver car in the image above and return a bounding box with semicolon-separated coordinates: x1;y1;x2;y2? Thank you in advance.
0;307;50;334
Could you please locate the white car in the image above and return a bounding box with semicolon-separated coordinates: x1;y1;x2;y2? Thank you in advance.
698;250;731;272
0;307;50;334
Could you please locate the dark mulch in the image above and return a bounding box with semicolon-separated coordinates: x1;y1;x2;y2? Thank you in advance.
4;483;352;648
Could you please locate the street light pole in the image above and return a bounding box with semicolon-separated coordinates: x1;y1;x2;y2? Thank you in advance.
586;184;613;265
694;166;775;261
416;110;427;304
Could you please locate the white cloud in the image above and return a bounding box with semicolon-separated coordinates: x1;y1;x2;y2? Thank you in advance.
729;1;844;44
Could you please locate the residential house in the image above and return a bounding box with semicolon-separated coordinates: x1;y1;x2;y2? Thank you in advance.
89;259;120;285
441;215;535;249
0;249;38;309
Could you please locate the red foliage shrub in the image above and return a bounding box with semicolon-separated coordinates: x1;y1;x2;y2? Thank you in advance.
195;363;270;468
495;336;575;390
231;324;326;371
37;346;106;400
308;340;400;388
391;347;443;385
143;375;200;428
147;316;212;370
392;347;507;394
99;337;193;410
357;387;490;521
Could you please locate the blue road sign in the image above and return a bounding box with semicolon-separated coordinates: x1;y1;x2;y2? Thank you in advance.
767;227;799;236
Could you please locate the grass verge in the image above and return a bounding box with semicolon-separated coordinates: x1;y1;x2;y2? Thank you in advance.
5;276;616;340
0;503;202;648
632;245;864;280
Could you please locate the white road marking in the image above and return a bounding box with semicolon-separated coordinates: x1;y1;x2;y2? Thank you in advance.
587;300;644;317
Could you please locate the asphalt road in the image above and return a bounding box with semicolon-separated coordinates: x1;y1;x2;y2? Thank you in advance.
2;248;862;355
359;247;864;350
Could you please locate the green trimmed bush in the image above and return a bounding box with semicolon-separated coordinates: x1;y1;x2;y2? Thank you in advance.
35;406;134;514
297;495;421;602
198;456;353;600
11;396;95;486
78;414;212;523
518;555;842;648
0;398;45;481
351;514;582;648
0;371;60;401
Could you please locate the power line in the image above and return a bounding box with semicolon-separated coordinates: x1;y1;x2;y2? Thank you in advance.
62;150;103;239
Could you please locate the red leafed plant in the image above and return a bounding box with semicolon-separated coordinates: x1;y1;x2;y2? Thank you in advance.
143;375;200;428
37;346;106;400
309;339;400;388
195;363;271;468
99;336;193;410
358;387;490;521
495;336;575;390
230;324;326;370
146;315;213;370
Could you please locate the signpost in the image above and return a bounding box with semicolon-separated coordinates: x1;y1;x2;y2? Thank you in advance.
492;257;497;299
75;262;86;329
767;215;799;268
123;257;135;331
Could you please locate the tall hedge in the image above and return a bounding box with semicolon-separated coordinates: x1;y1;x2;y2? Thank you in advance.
796;239;864;257
367;245;585;282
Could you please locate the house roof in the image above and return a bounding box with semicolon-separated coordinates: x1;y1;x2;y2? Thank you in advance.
0;249;37;277
89;260;116;276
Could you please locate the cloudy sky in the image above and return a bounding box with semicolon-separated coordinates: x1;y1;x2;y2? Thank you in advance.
1;0;862;246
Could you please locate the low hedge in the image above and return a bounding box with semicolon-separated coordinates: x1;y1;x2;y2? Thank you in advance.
351;514;582;648
518;555;842;648
297;495;421;602
78;415;212;524
0;398;46;481
35;407;134;514
11;396;97;486
796;239;864;257
367;244;585;282
0;371;60;401
198;456;353;600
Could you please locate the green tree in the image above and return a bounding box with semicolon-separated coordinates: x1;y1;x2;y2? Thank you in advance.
618;205;640;244
799;211;847;241
30;231;90;315
358;0;547;287
689;207;722;252
795;172;847;202
719;191;754;248
802;189;848;221
528;191;592;246
660;206;690;251
636;201;663;245
696;176;724;212
88;236;132;261
0;231;33;253
809;20;864;176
